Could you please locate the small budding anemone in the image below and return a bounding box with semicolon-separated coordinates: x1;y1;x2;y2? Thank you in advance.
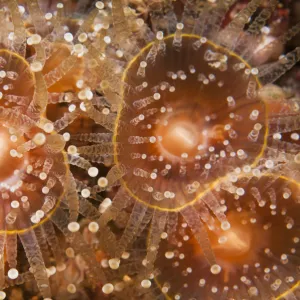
154;173;300;299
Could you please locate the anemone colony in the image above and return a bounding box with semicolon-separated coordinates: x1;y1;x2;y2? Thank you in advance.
0;0;299;299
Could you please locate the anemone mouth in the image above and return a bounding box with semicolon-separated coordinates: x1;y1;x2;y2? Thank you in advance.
154;173;300;299
114;34;268;211
155;112;201;162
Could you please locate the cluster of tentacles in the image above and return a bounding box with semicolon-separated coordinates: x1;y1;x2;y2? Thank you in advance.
0;0;299;299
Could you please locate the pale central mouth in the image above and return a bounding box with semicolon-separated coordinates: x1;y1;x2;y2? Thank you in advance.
156;116;200;160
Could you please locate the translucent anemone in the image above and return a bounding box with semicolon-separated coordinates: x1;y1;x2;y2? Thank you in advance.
94;0;300;270
0;46;70;298
0;1;109;298
116;33;267;212
153;173;300;299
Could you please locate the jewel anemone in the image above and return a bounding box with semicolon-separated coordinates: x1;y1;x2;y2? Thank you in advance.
154;173;300;299
96;0;300;269
0;1;111;298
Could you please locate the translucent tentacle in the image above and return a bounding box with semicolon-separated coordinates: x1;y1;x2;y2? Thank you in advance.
44;134;66;154
149;1;176;35
42;221;63;265
53;111;79;132
4;95;30;106
44;55;78;88
82;154;113;165
19;231;51;298
106;164;127;187
71;133;113;143
17;140;36;154
136;209;154;237
48;92;70;104
75;179;104;201
98;189;132;255
166;212;178;242
68;154;92;171
258;48;300;85
180;205;216;265
203;0;236;40
251;22;300;64
0;234;6;289
264;145;295;163
86;44;123;93
74;8;99;41
99;80;121;107
181;0;200;33
112;0;131;43
5;0;26;56
26;72;48;120
268;114;300;135
40;196;56;215
33;43;46;68
98;189;131;230
0;108;36;133
218;0;262;49
238;0;278;59
26;0;49;36
6;234;17;269
164;1;178;34
0;10;9;47
51;208;106;283
77;143;115;156
279;22;300;45
84;100;116;131
202;191;227;224
145;210;167;268
111;0;141;58
79;196;101;220
115;201;148;258
247;0;278;35
34;227;51;265
65;174;79;222
52;3;65;39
